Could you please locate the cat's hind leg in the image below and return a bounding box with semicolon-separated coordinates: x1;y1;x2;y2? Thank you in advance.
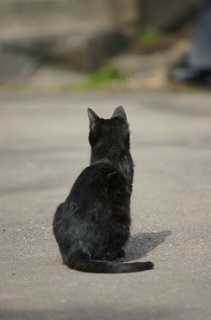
100;248;124;261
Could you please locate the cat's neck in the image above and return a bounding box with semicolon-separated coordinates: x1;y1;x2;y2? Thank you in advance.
90;147;125;167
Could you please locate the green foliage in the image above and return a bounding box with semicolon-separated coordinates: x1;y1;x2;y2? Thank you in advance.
137;28;160;45
77;64;125;89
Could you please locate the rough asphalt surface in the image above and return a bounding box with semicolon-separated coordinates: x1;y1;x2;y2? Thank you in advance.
0;92;210;320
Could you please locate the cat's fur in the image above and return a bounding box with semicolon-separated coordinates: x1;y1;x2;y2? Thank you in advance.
53;106;154;273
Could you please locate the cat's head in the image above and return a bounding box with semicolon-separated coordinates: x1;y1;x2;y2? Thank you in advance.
87;106;130;151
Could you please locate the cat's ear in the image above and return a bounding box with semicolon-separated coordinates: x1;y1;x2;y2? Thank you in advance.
87;108;100;131
111;106;127;121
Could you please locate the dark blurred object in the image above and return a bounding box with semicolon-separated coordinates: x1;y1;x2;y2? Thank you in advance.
169;0;211;85
170;67;211;84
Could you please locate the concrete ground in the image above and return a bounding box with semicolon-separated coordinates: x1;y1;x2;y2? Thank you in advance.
0;92;210;320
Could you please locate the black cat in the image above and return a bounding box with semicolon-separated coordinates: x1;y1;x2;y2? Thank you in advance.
53;106;154;273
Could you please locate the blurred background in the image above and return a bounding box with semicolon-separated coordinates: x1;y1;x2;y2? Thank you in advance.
0;0;202;92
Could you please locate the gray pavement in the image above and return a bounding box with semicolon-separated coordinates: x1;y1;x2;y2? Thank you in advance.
0;92;211;320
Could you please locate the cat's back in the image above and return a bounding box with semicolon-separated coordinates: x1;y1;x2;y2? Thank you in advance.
53;161;129;235
70;161;127;202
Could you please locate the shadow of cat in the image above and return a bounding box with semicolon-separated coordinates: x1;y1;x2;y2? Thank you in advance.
124;230;172;262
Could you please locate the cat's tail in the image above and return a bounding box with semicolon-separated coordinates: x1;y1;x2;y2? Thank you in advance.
66;255;154;273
